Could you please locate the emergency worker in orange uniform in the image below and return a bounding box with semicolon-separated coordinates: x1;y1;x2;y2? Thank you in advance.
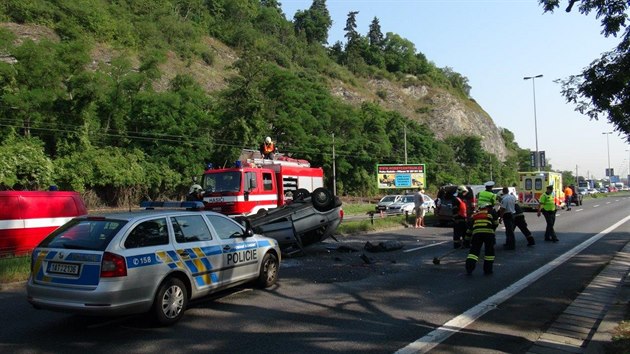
563;185;573;211
452;185;468;249
260;136;277;159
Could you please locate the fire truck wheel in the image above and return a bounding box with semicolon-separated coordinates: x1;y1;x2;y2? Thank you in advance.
312;187;333;211
292;188;310;201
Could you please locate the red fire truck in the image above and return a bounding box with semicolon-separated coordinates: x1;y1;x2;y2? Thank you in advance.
200;150;325;216
0;191;87;255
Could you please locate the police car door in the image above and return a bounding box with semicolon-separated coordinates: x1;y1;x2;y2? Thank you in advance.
170;214;224;292
204;214;260;284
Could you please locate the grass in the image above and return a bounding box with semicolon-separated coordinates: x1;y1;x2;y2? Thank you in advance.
609;319;630;353
0;256;30;283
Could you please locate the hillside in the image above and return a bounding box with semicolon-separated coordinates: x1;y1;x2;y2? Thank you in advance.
0;1;522;202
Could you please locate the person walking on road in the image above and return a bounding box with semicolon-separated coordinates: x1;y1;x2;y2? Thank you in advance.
564;185;573;211
513;203;535;246
465;201;499;275
413;189;425;229
452;185;468;249
499;187;517;250
538;185;559;242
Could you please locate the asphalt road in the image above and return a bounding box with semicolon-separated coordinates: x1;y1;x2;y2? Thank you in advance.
1;196;629;353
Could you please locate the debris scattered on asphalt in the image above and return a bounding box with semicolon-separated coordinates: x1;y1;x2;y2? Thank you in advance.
364;240;404;252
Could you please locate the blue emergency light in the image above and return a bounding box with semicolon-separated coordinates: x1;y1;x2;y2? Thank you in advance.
206;163;213;169
235;160;242;168
140;201;204;210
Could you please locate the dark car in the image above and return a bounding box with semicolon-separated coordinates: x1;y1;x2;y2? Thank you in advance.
435;185;476;226
245;188;343;254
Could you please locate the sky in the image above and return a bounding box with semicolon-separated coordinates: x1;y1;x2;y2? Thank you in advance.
280;0;630;181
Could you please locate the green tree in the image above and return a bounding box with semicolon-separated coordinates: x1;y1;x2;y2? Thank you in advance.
293;0;332;45
540;0;630;142
0;133;53;190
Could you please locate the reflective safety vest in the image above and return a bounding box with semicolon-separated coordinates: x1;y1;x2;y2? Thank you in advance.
470;209;498;235
263;142;275;154
539;192;556;211
477;190;497;207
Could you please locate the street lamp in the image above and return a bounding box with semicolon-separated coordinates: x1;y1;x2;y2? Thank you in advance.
602;132;612;182
524;74;543;171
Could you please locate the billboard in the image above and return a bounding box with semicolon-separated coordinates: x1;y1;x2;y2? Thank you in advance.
377;164;426;189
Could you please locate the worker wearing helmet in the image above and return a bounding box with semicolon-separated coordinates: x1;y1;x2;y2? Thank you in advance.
465;201;499;275
477;181;497;208
260;136;277;160
452;185;468;249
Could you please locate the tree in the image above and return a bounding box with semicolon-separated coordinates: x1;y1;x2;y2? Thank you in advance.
540;0;630;142
293;0;332;45
367;17;384;49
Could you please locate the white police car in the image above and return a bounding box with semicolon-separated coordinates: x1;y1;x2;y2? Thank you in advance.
26;202;281;325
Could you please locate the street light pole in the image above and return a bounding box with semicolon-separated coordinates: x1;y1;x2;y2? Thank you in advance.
524;74;543;171
602;132;612;182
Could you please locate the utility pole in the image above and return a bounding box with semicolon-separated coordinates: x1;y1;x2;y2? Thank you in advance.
404;125;408;164
332;133;336;196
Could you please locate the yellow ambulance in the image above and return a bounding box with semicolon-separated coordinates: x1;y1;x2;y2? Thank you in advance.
517;171;565;210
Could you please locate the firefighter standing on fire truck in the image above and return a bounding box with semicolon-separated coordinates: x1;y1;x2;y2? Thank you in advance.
465;201;499;275
260;136;277;160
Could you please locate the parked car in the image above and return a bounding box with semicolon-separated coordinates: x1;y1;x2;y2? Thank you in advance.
435;185;476;226
246;188;343;252
375;194;403;213
578;187;589;196
27;202;281;326
588;188;598;195
386;193;435;215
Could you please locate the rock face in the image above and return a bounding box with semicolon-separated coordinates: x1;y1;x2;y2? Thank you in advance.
331;79;509;161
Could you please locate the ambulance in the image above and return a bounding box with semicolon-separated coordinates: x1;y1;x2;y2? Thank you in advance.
517;171;565;210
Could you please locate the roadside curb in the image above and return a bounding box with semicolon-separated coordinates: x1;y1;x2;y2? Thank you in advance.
0;280;26;292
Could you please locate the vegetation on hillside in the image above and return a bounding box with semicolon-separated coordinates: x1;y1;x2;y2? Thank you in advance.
0;0;539;205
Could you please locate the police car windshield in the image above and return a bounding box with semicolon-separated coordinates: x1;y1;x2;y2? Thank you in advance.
39;219;127;251
203;172;242;193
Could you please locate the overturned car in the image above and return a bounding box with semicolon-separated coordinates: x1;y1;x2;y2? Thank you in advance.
244;188;343;254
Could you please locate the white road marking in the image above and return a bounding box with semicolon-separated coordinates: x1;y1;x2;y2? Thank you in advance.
395;214;630;354
594;205;600;208
403;241;449;253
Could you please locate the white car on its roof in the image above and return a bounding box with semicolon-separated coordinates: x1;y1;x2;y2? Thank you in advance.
26;201;281;326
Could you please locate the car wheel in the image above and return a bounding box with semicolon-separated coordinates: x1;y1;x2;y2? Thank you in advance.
312;187;334;211
257;252;279;288
152;277;188;326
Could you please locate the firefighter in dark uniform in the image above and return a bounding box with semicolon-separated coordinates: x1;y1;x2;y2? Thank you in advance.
465;201;499;275
452;185;468;249
513;203;535;246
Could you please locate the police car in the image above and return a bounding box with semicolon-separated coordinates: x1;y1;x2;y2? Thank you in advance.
26;202;281;326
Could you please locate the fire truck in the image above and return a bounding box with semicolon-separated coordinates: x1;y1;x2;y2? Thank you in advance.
517;171;565;210
200;150;325;216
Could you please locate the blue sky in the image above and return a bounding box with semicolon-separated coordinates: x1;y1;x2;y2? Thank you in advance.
280;0;629;181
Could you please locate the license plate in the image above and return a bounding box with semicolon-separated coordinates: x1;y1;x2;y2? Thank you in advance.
47;262;80;275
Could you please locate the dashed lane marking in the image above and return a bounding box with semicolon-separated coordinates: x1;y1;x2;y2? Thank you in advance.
403;241;449;253
395;214;630;354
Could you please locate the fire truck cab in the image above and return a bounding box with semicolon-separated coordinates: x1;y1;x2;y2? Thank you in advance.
518;171;565;210
201;150;324;216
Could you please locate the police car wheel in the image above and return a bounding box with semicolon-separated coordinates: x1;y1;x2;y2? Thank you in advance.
153;277;188;326
257;252;279;288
